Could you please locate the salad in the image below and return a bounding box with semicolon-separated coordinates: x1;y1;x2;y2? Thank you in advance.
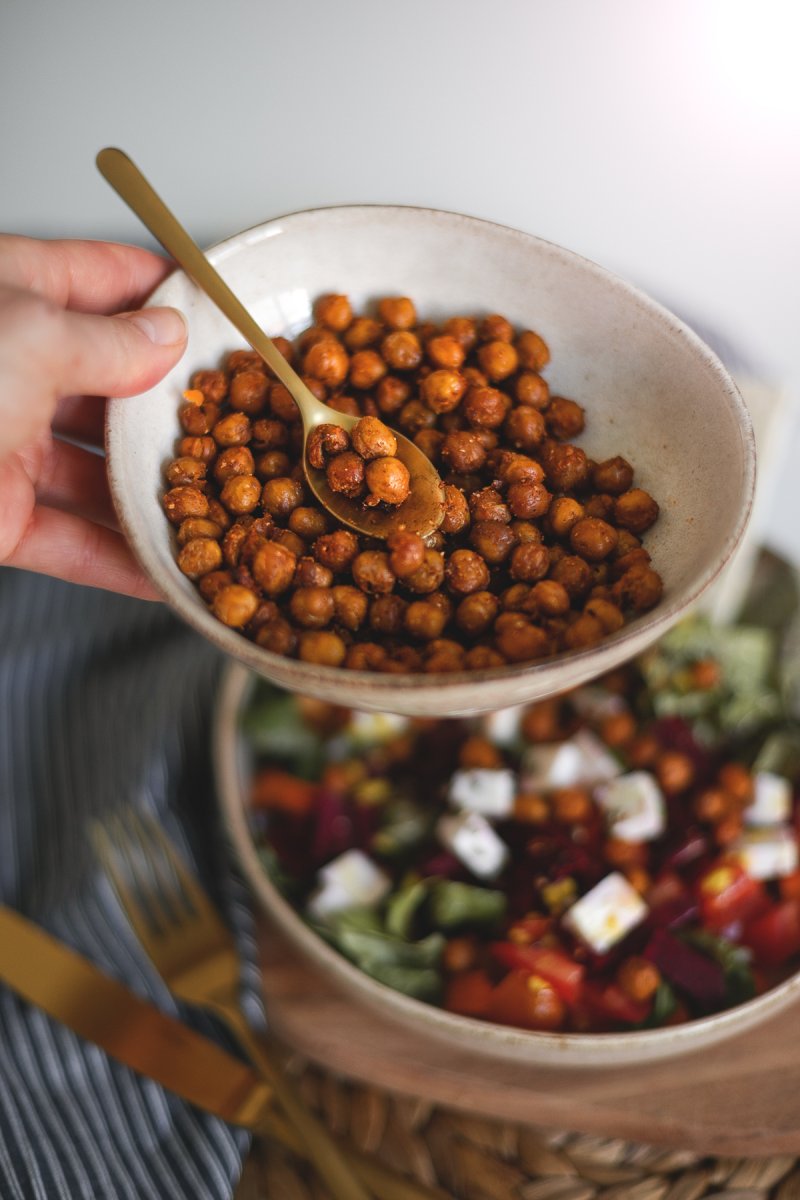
243;561;800;1034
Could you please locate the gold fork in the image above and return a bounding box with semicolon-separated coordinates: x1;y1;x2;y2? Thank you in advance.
92;809;372;1200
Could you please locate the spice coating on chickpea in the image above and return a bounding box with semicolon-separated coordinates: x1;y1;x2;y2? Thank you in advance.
166;297;663;669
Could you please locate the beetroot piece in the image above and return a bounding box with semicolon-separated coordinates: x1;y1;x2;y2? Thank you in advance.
311;789;354;865
417;851;464;880
644;928;726;1007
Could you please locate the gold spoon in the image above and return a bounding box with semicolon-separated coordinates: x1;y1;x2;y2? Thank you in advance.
97;147;445;540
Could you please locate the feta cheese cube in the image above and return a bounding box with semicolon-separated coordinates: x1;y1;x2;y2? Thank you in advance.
562;872;649;954
522;729;621;792
437;811;509;880
744;772;792;827
307;849;391;920
447;768;516;819
482;706;526;746
733;826;798;880
595;772;666;843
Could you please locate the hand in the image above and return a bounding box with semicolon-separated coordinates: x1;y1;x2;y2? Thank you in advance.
0;234;188;599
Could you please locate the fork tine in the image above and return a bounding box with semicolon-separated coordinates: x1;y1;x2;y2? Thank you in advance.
122;809;197;926
135;810;227;934
90;818;164;949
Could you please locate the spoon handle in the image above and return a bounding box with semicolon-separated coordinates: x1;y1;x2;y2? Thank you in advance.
96;147;316;409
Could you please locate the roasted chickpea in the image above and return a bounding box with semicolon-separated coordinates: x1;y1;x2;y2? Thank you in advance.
269;383;301;423
540;442;591;491
298;631;346;667
375;375;411;415
292;556;334;589
463;386;511;429
569;518;618;562
377;296;416;330
325;451;366;499
477;340;518;382
229;371;269;415
583;494;616;521
288;507;328;541
351;551;396;595
400;599;445;641
176;517;222;546
178;435;217;463
614;564;663;612
177;537;223;579
514;372;550;408
163;486;209;524
251;541;296;595
529;579;570;616
655;751;695;796
343;316;382;351
365;457;410;506
510;542;550;582
198;569;234;603
425;334;465;370
545;396;585;440
507;481;551;520
397;398;437;437
386;530;425;579
445;550;490;595
441;484;471;535
261;476;304;518
191;369;228;403
553;787;593;824
325;394;361;417
404;549;445;594
381;330;423;372
478;314;514;343
369;594;407;636
213;412;252;447
315;293;353;332
493;451;545;487
614;488;660;533
455;591;499;637
349;349;387;390
302;339;350;387
510;520;543;544
414;428;445;462
550;555;594;600
420;369;467;413
331;585;368;631
306;423;350;469
495;616;549;662
515;330;550;371
441;431;487;474
166;457;207;488
220;474;261;515
256;450;292;480
313;530;360;573
180;401;220;436
470;521;516;565
593;456;634;495
584;596;624;633
469;487;510;525
563;612;605;649
289;586;335;629
345;641;388;670
504;407;546;451
226;349;263;375
212;584;259;628
255;617;297;656
213;446;255;484
441;316;478;352
351;416;397;460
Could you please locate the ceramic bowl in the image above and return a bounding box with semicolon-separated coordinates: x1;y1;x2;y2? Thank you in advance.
215;661;800;1068
107;206;755;717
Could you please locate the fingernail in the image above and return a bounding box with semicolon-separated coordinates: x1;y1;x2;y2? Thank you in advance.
124;306;188;346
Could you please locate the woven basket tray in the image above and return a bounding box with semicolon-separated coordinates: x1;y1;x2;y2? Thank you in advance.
236;1054;800;1200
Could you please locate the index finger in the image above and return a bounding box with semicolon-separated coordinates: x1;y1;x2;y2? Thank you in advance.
0;235;173;315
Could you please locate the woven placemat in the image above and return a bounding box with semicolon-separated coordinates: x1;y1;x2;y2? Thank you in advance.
234;1054;800;1200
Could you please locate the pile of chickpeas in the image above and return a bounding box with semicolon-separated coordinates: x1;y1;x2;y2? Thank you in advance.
307;415;410;507
161;294;663;672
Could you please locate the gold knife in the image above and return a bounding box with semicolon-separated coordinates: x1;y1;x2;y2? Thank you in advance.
0;905;448;1200
0;904;271;1129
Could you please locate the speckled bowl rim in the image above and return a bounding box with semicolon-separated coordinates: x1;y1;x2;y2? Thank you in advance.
215;659;800;1068
106;204;756;706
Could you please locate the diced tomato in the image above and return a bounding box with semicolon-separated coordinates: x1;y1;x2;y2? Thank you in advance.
582;981;651;1026
444;969;493;1017
251;769;315;816
488;970;566;1031
742;900;800;967
779;871;800;902
697;862;769;931
489;942;584;1004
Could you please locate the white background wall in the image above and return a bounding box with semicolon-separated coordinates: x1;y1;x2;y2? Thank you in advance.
2;0;798;559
